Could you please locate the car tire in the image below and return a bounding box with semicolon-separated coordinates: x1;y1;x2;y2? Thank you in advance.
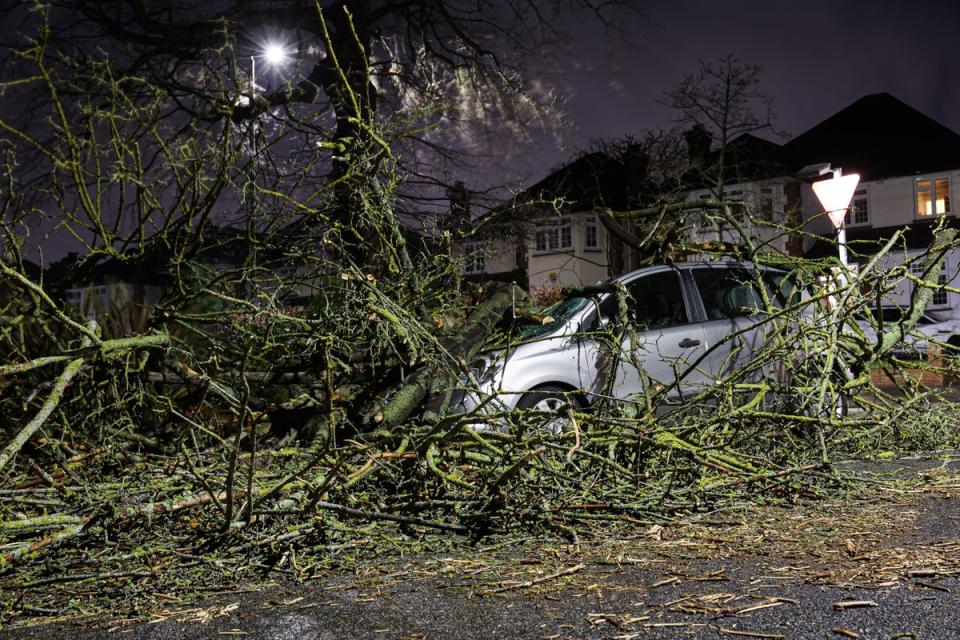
767;360;850;421
516;385;580;435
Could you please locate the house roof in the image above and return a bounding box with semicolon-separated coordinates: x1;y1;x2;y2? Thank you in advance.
804;217;960;260
682;133;791;190
785;93;960;181
511;151;630;213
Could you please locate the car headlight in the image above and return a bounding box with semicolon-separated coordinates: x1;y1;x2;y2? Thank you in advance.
467;356;501;385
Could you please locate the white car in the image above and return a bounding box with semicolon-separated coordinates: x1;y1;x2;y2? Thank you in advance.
854;307;960;359
453;261;845;427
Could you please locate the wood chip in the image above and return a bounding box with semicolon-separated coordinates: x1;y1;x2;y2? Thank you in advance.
715;626;785;638
915;580;951;593
489;563;586;594
650;576;680;588
833;600;877;611
831;628;859;638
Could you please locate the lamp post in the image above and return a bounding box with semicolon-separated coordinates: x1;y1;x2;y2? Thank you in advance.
812;167;860;268
250;42;288;101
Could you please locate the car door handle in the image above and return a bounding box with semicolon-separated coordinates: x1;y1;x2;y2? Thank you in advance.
678;338;701;348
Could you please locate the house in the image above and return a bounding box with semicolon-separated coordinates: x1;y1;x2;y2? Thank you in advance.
464;148;654;299
466;92;960;317
793;93;960;317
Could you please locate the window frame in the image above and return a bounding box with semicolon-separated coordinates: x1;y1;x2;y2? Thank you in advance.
915;176;951;219
910;257;950;307
844;187;870;226
461;241;486;275
584;215;600;251
533;217;573;253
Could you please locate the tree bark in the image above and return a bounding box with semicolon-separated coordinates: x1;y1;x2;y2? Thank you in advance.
378;283;526;430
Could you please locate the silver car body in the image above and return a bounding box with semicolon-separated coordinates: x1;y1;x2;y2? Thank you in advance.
461;262;797;415
854;307;960;358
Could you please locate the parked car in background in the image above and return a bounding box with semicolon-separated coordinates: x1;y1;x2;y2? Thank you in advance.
854;306;960;359
455;261;844;430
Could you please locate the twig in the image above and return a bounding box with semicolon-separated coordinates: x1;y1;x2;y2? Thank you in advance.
489;562;586;593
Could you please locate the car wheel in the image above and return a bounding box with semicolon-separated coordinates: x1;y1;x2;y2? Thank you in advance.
767;361;850;421
516;386;579;435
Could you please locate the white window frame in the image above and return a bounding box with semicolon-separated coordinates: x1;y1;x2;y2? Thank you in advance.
844;187;869;226
722;187;747;223
533;217;573;253
910;257;949;306
759;187;775;222
462;241;486;275
915;176;951;218
584;215;600;250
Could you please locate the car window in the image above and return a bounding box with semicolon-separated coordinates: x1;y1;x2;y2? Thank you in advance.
600;270;688;329
517;296;591;339
693;267;785;320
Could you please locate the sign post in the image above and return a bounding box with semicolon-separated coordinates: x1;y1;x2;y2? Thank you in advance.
812;168;860;268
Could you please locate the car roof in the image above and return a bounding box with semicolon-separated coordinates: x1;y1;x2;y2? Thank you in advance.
612;261;776;284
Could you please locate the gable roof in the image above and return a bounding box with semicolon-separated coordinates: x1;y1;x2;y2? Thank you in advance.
683;133;791;190
511;151;630;213
785;93;960;181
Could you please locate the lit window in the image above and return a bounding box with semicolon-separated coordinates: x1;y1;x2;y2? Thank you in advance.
585;216;599;250
844;188;869;225
916;177;951;217
533;217;573;252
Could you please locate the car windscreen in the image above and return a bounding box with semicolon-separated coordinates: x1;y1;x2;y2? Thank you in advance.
516;296;592;339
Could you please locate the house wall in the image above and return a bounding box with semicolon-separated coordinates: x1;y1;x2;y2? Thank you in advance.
526;212;608;295
682;178;795;256
801;169;960;319
802;170;960;236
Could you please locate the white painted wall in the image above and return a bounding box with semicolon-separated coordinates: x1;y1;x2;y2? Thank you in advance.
801;170;960;319
526;212;608;294
801;170;960;237
682;179;793;255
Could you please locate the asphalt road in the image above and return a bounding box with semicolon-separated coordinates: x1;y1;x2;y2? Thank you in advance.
6;453;960;640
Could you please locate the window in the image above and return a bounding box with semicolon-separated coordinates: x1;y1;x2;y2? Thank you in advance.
916;177;951;217
844;188;869;225
692;267;791;319
723;188;745;222
585;216;600;250
462;242;486;274
600;271;689;329
759;187;774;222
533;217;573;252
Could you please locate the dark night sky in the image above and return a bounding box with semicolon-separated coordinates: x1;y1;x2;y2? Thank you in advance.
511;0;960;184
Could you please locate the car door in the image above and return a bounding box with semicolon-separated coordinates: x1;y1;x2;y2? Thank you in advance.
689;265;788;382
580;268;711;403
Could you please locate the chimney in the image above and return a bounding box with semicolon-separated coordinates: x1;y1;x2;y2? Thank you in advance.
444;181;471;231
684;124;712;165
622;143;649;205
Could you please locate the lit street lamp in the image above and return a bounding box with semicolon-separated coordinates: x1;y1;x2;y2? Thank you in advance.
250;42;289;100
812;167;860;268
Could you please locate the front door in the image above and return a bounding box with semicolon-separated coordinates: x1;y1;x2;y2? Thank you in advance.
583;269;711;405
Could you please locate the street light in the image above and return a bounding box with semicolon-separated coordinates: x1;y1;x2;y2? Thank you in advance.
250;41;289;100
812;167;860;268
